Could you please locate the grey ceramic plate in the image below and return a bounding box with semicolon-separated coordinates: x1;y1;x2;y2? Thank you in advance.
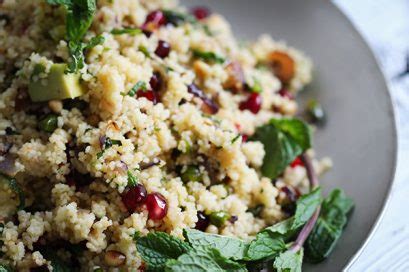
182;0;397;270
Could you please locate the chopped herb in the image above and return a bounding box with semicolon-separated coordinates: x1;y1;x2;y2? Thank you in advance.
231;134;241;144
0;174;25;211
46;0;99;73
249;78;263;93
125;81;147;97
0;264;14;272
163;9;197;26
127;170;138;187
132;230;141;241
181;165;202;183
111;28;142;36
97;137;122;159
139;46;150;57
192;49;225;64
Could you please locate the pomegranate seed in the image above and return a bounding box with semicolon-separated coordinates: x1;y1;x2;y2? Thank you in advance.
290;157;304;168
146;193;168;220
149;72;162;92
195;211;210;231
137;90;158;104
142;10;166;31
239;93;262;114
191;6;211;20
121;184;147;212
155;40;171;59
278;88;294;100
241;134;248;143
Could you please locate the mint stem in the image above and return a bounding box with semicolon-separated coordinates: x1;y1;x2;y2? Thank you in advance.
290;153;320;252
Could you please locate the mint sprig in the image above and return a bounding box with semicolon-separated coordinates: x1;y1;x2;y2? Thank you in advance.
250;118;312;179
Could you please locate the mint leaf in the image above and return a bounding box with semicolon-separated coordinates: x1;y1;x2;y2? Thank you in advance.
245;231;286;261
305;189;354;263
66;0;96;43
47;0;72;5
273;249;303;272
165;248;246;272
291;187;322;229
136;232;192;270
0;175;25;211
183;229;247;260
192;50;225;64
263;217;294;236
251;118;311;179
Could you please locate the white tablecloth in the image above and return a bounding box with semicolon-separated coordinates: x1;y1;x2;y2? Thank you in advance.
334;0;409;271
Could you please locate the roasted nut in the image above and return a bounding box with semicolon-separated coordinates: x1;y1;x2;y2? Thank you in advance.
48;100;63;113
268;51;295;84
104;250;126;267
222;61;245;92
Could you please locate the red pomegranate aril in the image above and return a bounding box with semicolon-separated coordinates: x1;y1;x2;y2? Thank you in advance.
146;193;168;220
195;211;210;231
137;90;158;104
239;93;262;114
122;184;148;212
191;6;211;20
241;134;248;143
155;40;171;59
149;72;162;92
290;157;304;168
278;88;294;100
142;10;166;31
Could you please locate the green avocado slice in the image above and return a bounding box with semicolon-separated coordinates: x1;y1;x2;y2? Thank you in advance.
28;63;85;102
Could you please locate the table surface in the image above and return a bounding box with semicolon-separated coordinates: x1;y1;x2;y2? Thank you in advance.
333;0;409;271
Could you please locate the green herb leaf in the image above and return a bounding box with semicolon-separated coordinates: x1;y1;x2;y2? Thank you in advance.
66;0;96;43
245;231;286;261
127;171;138;187
273;249;303;272
183;229;247;260
46;0;72;5
165;248;247;272
263;217;294;237
192;49;225;64
85;35;105;49
0;175;25;211
305;189;354;263
126;81;147;97
292;187;322;229
163;9;197;26
269;119;312;151
251;118;311;179
249;78;262;93
136;232;192;270
111;28;142;36
0;265;14;272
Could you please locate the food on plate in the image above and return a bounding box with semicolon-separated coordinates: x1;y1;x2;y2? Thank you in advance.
0;0;353;271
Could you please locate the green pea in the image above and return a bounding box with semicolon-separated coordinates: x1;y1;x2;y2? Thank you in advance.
181;165;202;183
209;211;230;227
38;114;58;133
306;99;326;126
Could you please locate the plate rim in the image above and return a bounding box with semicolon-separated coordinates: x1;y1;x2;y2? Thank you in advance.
328;2;399;269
